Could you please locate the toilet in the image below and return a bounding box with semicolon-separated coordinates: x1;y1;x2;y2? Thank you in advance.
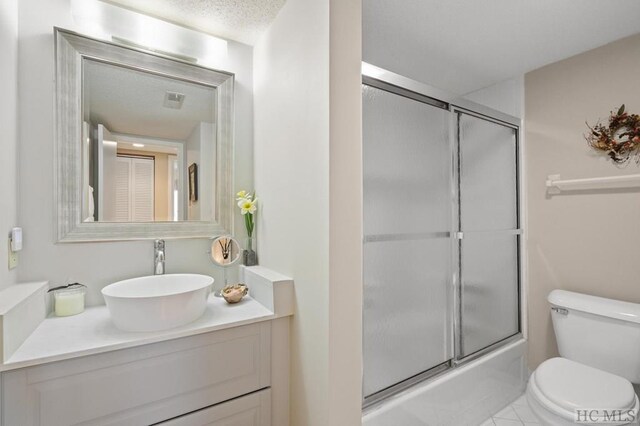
527;290;640;425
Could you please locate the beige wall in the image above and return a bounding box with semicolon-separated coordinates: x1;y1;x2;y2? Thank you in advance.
328;0;362;423
525;33;640;369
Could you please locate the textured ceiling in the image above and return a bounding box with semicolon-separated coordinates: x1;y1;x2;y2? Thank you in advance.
103;0;286;45
84;58;215;141
364;0;640;94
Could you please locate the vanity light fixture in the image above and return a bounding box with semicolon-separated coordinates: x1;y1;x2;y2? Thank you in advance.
132;143;145;148
111;36;198;63
70;0;228;68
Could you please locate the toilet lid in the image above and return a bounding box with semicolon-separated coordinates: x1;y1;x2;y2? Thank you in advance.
535;358;636;411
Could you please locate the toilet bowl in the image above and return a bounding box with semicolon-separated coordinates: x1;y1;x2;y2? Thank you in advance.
526;358;639;425
526;290;640;425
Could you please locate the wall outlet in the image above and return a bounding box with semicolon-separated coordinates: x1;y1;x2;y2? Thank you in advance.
8;240;18;270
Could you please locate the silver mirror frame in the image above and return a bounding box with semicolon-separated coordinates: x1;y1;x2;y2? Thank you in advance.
54;28;234;242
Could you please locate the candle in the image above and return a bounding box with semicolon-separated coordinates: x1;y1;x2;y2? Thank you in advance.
54;289;85;316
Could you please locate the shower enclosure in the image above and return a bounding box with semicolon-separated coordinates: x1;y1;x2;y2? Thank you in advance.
362;70;522;407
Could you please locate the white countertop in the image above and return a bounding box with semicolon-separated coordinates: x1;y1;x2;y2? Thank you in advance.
0;281;48;315
2;295;274;372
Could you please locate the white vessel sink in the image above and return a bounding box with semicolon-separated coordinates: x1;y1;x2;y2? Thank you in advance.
102;274;214;332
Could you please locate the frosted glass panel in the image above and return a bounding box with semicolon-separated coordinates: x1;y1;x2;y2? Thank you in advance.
363;239;451;397
458;113;519;357
363;86;450;236
459;115;517;231
362;88;521;398
362;85;452;397
460;234;519;357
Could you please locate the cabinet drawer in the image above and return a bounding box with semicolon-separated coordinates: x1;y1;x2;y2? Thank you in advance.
160;389;271;426
2;322;271;426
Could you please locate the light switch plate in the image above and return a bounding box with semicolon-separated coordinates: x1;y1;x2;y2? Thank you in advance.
8;240;18;270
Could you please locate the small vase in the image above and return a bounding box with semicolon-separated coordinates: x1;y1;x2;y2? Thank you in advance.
243;237;258;266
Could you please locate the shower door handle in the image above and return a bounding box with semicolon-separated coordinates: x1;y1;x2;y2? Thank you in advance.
455;229;523;240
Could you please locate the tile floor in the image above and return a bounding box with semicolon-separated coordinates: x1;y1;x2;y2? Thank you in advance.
480;394;540;425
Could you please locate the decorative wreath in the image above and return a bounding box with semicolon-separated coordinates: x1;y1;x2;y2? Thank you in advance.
585;105;640;164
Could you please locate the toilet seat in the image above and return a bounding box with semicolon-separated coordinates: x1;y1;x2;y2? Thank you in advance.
527;358;639;425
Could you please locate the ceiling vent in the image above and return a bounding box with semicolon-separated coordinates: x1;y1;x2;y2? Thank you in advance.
163;91;185;109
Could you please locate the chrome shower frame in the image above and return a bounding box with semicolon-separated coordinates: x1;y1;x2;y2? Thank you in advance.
361;63;524;408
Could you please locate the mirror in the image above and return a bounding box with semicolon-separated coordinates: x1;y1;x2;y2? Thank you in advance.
55;28;234;241
210;236;241;266
82;59;216;223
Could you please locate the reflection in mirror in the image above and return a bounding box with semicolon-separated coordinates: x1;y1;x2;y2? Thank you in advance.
81;59;216;223
210;236;241;266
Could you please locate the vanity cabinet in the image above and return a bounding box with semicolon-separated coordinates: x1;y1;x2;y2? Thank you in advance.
160;389;271;426
1;322;272;426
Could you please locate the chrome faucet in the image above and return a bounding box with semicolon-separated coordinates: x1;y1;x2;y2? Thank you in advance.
154;240;165;275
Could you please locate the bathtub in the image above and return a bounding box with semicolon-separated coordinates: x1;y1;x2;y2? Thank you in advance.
363;339;528;426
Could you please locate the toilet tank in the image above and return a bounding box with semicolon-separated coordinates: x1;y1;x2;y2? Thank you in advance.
549;289;640;384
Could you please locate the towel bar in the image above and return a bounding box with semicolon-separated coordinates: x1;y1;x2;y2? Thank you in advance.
546;173;640;193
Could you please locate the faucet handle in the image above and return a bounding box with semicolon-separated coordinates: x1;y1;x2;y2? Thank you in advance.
154;239;165;250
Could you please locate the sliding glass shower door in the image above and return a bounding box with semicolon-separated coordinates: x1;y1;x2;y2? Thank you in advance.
362;78;521;404
362;84;453;399
457;113;520;357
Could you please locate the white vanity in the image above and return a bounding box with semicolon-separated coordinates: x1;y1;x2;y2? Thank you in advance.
0;267;293;426
0;23;295;425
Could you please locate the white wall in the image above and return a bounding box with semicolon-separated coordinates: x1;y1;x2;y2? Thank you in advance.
0;0;19;290
17;0;253;304
199;123;215;223
186;124;202;220
254;0;364;423
253;0;330;423
464;76;524;119
186;122;215;221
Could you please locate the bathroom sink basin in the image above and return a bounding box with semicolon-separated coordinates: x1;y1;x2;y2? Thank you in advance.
102;274;214;332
